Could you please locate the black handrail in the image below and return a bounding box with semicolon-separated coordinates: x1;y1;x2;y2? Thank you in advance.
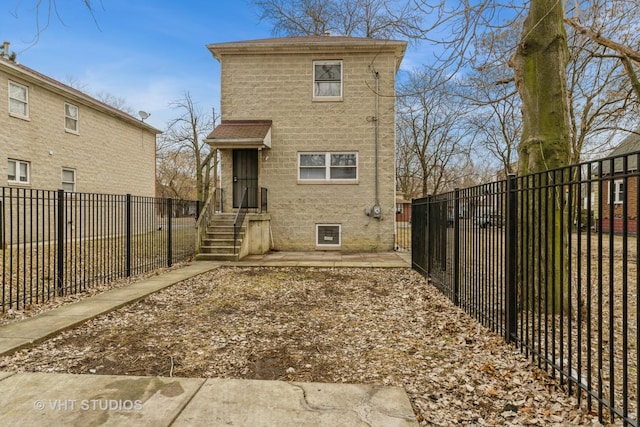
233;187;249;254
261;187;268;212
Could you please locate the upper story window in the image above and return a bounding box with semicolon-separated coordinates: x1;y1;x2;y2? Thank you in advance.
64;103;79;133
313;60;342;100
299;152;357;182
9;81;29;118
61;168;76;192
8;159;30;185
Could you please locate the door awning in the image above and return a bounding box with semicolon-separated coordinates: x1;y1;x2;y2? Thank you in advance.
205;120;272;149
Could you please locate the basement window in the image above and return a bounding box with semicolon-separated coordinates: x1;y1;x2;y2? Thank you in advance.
316;224;341;248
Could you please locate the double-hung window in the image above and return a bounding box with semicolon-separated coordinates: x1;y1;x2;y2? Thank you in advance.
9;81;28;118
313;60;342;100
8;159;30;184
299;152;357;182
64;103;79;133
61;168;76;192
609;179;624;204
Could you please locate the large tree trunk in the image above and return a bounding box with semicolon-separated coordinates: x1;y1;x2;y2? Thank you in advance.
510;0;571;312
511;0;570;173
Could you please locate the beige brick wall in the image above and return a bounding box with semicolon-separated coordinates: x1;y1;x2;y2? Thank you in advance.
218;49;400;251
0;68;156;197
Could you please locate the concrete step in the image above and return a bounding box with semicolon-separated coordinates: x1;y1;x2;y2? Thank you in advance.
199;245;240;255
195;252;239;262
202;238;236;246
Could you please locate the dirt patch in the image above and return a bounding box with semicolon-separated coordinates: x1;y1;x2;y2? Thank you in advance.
0;267;603;426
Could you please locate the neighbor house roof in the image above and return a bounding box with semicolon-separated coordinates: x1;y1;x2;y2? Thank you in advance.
205;120;272;149
207;35;407;71
0;55;161;134
601;128;640;174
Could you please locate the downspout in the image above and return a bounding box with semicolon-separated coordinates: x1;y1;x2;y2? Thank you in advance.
374;71;380;211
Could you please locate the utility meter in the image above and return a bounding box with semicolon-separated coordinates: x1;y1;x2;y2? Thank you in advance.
372;204;382;218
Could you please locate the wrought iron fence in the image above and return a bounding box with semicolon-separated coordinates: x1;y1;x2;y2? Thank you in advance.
1;188;198;311
413;151;640;426
395;204;412;252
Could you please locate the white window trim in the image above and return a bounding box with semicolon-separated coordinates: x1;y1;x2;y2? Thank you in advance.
64;102;79;134
298;152;358;184
312;60;343;101
8;159;30;185
61;168;76;192
316;224;341;248
8;80;29;119
607;179;624;205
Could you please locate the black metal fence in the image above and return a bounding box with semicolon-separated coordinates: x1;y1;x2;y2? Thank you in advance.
1;188;198;311
413;151;640;426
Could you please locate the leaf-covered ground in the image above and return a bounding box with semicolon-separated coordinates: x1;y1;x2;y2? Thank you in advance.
0;267;607;426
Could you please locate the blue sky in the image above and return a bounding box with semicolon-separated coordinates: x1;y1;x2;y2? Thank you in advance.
1;1;427;131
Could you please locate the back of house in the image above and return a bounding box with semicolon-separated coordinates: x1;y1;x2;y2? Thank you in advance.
206;36;406;252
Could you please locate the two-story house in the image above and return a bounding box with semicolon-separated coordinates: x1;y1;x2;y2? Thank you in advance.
1;48;160;197
200;36;406;257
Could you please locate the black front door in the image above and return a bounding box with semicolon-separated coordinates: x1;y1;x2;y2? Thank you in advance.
232;149;258;208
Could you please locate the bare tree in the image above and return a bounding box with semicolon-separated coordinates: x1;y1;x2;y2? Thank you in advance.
156;149;198;200
63;75;137;116
162;93;217;203
565;0;640;100
11;0;101;44
92;91;137;116
251;0;426;39
463;27;521;175
396;69;472;197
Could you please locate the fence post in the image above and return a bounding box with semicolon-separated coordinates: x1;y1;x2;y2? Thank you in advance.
453;188;460;306
167;198;173;267
126;194;131;277
425;195;433;276
505;174;518;342
56;189;65;296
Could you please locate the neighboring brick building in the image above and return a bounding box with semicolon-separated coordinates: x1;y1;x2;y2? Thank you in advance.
205;36;406;252
599;130;640;234
1;52;159;196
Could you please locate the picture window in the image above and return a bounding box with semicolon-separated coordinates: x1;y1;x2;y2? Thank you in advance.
299;152;357;182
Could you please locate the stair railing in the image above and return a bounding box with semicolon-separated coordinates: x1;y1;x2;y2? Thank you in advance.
234;187;249;254
195;188;221;254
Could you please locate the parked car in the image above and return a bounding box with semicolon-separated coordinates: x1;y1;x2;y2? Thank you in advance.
474;213;503;228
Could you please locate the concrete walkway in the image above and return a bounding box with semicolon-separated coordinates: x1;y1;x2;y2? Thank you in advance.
0;252;417;426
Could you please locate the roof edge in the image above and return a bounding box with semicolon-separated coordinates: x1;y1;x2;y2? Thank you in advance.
0;56;162;134
207;36;407;62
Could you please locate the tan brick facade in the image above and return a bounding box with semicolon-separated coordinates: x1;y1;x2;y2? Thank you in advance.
0;57;158;197
208;37;406;251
